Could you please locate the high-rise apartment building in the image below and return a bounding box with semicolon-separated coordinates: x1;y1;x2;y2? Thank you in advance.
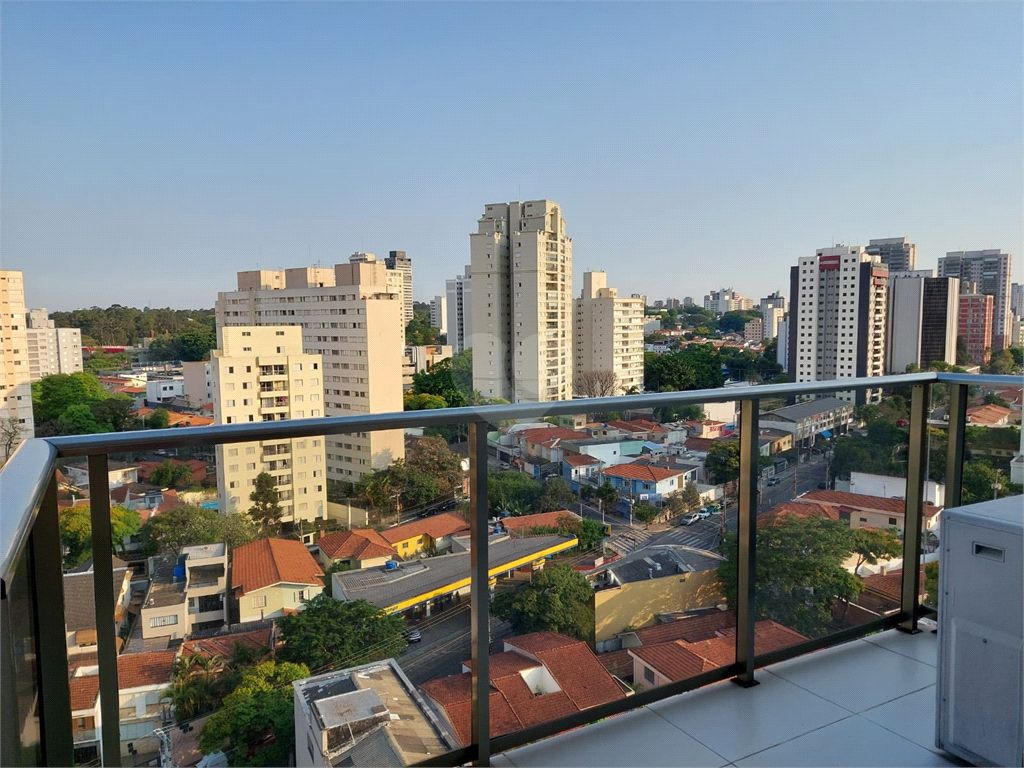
760;291;787;315
574;272;644;396
0;271;34;462
958;292;993;366
866;237;917;273
743;319;764;344
217;262;405;483
787;247;889;404
25;308;83;381
704;288;754;314
777;319;789;372
429;295;447;336
470;200;573;403
384;251;414;327
1010;282;1023;317
886;275;959;373
938;250;1013;350
445;266;472;354
212;327;328;523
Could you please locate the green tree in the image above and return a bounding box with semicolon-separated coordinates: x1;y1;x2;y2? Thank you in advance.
146;408;171;429
388;459;440;508
643;344;725;394
536;477;577;513
705;441;740;484
403;392;448;410
218;513;261;549
405;312;441;346
491;564;594;642
982;392;1009;407
89;395;136;432
718;517;862;637
406;436;464;497
32;372;112;424
923;561;940;606
248;472;283;533
321;561;354;599
141;505;220;555
676;404;705;421
150;460;194;489
409;359;467;408
962;462;1002;504
60;505;142;567
849;527;903;574
718;309;762;334
199;661;310;767
448;349;474;398
593;479;619;512
535;514;605;551
57;403;110;434
633;503;660;528
277;595;406;671
489;470;541;515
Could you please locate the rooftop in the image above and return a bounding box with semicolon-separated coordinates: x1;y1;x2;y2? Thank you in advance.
182;542;226;559
378;511;470;545
800;490;942;519
501;510;580;536
601;463;685;482
760;396;853;423
318;528;396;560
231;537;324;595
588;544;723;585
332;535;577;611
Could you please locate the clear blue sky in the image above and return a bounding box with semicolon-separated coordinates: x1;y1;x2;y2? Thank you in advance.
2;1;1021;311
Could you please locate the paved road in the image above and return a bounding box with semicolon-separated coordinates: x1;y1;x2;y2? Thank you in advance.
760;458;829;511
400;605;514;685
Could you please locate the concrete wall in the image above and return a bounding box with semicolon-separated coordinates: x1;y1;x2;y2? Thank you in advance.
238;581;324;623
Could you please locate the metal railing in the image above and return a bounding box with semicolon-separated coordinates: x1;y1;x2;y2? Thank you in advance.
0;371;1018;767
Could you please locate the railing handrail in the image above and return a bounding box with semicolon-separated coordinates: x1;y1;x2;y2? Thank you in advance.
0;437;57;589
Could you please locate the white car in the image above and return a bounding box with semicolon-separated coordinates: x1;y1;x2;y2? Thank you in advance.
681;513;700;526
697;508;712;519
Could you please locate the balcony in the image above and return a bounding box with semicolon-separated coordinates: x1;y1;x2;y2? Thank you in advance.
0;371;1018;767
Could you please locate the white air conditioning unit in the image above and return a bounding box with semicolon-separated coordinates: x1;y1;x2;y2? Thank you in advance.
936;495;1023;767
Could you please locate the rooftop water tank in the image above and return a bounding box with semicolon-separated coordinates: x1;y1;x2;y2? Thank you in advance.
384;560;398;571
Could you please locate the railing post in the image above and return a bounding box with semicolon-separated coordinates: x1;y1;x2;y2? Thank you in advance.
468;421;490;766
944;383;969;510
734;398;760;688
30;470;74;766
898;383;929;634
88;454;122;767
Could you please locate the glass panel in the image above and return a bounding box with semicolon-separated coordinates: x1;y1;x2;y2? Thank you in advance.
1;546;43;765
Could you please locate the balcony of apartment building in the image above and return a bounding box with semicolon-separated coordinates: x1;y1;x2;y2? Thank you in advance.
1;371;1021;768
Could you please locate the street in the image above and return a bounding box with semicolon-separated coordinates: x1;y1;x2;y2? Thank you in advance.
398;602;514;685
759;457;829;512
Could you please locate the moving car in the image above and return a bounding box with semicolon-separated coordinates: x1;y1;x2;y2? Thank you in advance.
697;508;712;519
681;513;700;526
406;629;422;643
440;499;459;511
767;477;780;486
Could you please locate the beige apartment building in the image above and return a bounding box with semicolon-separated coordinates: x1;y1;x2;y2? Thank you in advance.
1;270;35;462
25;308;83;380
470;200;573;403
384;250;414;327
216;262;405;484
212;326;328;523
574;272;645;395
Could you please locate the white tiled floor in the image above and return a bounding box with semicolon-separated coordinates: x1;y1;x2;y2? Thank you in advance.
496;628;969;768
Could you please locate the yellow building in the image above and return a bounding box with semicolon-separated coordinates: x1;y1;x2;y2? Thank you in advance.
379;512;470;558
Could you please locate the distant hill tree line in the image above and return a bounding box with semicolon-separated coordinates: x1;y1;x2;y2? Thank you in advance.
49;304;215;348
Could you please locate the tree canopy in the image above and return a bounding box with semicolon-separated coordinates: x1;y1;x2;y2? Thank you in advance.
50;304;215;347
643;344;725;394
705;441;740;484
60;505;142;567
199;660;310;767
277;595;407;671
491;564;594;641
248;472;283;533
405;310;441;346
140;505;259;556
149;459;194;489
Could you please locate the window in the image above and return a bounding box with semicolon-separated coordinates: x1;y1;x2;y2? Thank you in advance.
644;666;655;684
252;595;267;608
227;366;234;374
888;517;898;526
149;614;178;628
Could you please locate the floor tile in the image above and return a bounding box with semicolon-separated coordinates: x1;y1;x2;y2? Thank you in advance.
733;716;961;768
501;706;729;767
490;753;516;767
861;685;947;754
649;669;850;762
862;628;938;667
766;638;937;713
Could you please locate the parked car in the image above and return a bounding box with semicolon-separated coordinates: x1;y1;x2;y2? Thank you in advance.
499;462;510;470
681;513;700;526
418;508;435;518
707;506;722;515
440;499;459;511
406;629;422;643
697;508;712;519
767;477;780;486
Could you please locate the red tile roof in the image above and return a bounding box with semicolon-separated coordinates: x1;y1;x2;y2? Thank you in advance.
379;512;469;544
317;529;395;560
418;676;524;746
519;427;591;445
232;537;324;595
684;437;715;452
180;628;274;661
118;649;177;689
626;419;667;433
801;490;941;519
966;404;1014;425
629;642;718;681
759;501;841;525
563;452;603;467
602;463;683;482
597;648;635;679
502;511;580;536
69;675;100;712
629;610;737;646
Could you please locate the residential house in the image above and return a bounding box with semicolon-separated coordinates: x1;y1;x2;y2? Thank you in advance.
232;538;325;623
966;403;1016;427
179;627;275;662
517;427;593;472
59;460;138;490
685;420;726;439
601;463;687;501
140;543;229;640
759;428;794;454
501;510;581;538
586;545;726;648
561;451;604;487
63;557;133;657
69;649;177;765
316;528;396;570
798;490;942;535
419;632;627;746
601;419;670;444
759;397;853;449
294;659;459;767
378;512;470;558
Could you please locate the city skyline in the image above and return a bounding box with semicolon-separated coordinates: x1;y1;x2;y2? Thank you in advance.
2;2;1020;311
